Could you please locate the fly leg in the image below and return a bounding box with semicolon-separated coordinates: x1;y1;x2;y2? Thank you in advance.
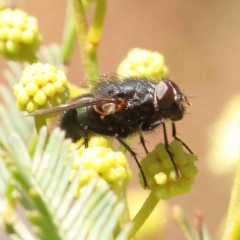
142;119;179;179
84;126;89;148
138;128;148;154
162;121;180;179
115;134;148;188
171;122;194;154
86;126;148;188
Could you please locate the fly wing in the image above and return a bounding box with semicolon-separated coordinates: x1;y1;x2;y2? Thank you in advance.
27;94;117;116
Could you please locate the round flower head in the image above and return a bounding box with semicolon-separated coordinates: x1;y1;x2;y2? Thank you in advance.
69;136;132;197
117;48;169;81
0;8;42;61
68;82;89;98
13;63;70;113
139;140;198;200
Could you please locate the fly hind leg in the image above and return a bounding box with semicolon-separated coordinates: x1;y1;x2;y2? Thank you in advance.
86;126;149;188
83;126;89;148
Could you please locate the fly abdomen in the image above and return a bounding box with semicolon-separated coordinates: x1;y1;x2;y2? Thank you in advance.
60;109;85;142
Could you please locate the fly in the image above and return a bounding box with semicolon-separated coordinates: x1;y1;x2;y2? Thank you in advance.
28;77;193;188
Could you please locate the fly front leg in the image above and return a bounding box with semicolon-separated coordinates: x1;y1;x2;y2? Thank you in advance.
171;121;194;154
142;118;180;179
141;119;164;131
162;121;180;179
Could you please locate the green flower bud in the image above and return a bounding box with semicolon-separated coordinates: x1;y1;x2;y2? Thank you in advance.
14;63;70;113
117;48;169;81
139;140;198;200
0;8;42;61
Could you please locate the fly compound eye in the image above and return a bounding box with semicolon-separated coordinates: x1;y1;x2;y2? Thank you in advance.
156;80;175;109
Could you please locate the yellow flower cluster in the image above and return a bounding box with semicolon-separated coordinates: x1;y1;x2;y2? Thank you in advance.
139;140;198;200
14;63;70;113
70;137;132;196
117;48;169;81
0;8;42;61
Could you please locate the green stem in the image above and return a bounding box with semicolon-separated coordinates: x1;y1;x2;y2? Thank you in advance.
34;115;47;134
86;0;106;85
28;55;39;64
87;0;106;45
61;2;77;64
128;191;160;238
61;0;91;64
72;0;106;82
72;0;95;81
72;0;88;59
223;142;240;239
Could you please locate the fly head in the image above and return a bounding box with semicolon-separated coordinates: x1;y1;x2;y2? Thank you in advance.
155;79;191;121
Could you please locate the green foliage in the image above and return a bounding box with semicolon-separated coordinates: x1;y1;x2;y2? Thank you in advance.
0;56;132;240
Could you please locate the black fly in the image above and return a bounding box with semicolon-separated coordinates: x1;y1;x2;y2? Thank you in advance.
29;77;193;188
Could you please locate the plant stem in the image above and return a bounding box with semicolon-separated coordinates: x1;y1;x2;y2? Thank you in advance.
223;141;240;239
128;191;160;238
34;116;47;135
72;0;88;64
61;2;77;64
87;0;106;45
61;0;91;64
72;0;96;81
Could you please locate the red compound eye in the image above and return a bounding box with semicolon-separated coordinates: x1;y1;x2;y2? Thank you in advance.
156;80;175;109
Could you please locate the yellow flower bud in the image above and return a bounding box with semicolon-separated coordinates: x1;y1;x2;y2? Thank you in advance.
0;8;42;61
14;63;70;113
117;48;169;81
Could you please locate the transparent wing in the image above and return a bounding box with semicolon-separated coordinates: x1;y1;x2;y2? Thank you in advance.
28;96;117;116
